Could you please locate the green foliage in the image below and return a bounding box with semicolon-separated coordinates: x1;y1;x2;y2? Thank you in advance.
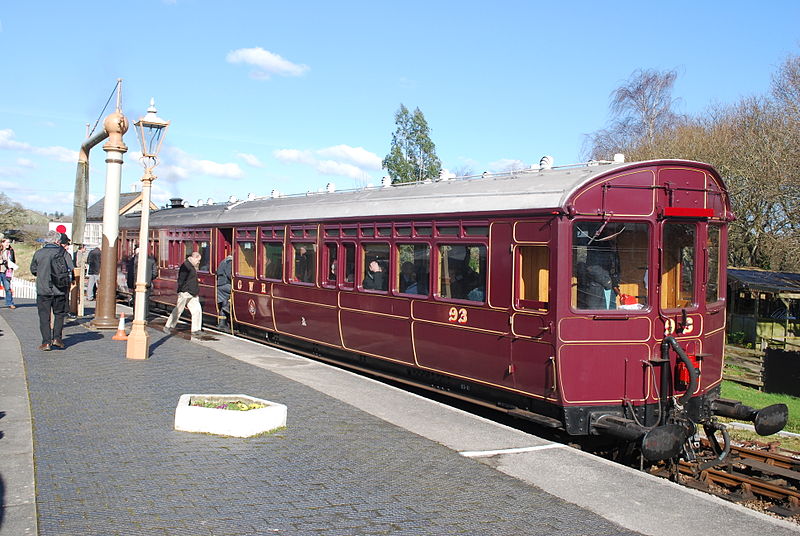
0;192;28;231
721;380;800;433
190;399;266;411
383;104;441;183
585;56;800;271
728;331;747;345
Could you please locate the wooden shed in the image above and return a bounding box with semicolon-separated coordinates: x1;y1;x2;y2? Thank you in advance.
727;267;800;349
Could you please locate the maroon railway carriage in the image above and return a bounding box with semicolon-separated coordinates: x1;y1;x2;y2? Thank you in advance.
120;158;787;461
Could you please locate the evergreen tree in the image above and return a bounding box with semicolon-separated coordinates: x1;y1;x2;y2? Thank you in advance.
383;104;441;183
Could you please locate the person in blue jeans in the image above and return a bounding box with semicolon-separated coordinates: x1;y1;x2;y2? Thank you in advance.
0;238;17;309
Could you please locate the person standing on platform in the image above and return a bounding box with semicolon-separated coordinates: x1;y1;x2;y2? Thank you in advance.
215;254;233;330
164;251;203;335
0;238;17;309
30;230;73;350
86;246;101;301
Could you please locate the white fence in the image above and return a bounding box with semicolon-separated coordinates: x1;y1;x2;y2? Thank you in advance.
0;278;37;300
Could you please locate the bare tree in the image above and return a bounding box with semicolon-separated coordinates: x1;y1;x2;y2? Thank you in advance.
585;68;681;160
0;192;27;232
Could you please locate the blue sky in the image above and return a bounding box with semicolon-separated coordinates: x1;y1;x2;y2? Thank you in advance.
1;1;799;215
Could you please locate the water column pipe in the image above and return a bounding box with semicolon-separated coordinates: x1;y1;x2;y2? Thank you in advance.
91;111;129;329
72;129;110;247
72;80;123;250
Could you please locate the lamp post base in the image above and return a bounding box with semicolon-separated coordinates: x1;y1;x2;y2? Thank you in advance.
126;319;150;360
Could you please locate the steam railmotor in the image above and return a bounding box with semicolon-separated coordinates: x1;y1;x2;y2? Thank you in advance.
119;158;787;462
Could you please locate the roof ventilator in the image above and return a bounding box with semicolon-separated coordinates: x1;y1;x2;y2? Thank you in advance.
539;155;554;171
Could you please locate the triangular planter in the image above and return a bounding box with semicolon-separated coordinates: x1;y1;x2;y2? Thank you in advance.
174;394;287;437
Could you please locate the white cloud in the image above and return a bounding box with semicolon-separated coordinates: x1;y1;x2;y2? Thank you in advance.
16;158;35;168
274;144;381;181
316;145;382;169
489;158;527;171
159;147;244;181
0;129;77;163
150;182;174;207
190;159;243;178
274;148;315;165
236;152;264;168
226;47;309;79
316;160;368;180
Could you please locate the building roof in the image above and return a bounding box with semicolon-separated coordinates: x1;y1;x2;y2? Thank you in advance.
87;192;157;221
728;268;800;297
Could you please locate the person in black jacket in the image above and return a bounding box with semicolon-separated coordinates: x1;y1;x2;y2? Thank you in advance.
362;258;386;291
215;254;233;329
164;251;203;335
30;230;73;350
86;246;101;301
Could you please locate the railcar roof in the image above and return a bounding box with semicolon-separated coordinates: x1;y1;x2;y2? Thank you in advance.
123;159;712;228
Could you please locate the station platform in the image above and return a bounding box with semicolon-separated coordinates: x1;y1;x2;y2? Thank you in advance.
1;300;798;535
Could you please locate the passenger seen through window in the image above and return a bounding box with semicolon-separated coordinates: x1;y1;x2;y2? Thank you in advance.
572;222;649;310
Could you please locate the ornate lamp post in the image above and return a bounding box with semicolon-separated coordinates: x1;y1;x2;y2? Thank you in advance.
126;99;169;360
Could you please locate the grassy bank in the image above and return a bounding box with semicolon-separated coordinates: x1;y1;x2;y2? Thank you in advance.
9;241;39;281
721;380;800;434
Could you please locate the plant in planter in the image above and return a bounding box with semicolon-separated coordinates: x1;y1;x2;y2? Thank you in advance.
174;394;287;437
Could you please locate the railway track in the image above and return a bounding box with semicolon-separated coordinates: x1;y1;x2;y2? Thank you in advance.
651;440;800;520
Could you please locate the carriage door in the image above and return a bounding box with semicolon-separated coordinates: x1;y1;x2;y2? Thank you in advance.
510;219;556;399
215;228;233;316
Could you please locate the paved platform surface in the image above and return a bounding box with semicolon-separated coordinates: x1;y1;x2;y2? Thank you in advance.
1;299;798;535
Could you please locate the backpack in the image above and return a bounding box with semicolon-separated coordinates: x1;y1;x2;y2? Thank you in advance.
50;250;72;289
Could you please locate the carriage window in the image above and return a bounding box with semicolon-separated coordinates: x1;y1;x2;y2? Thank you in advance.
438;244;487;302
237;241;256;277
149;240;158;264
437;225;459;236
159;235;169;267
661;223;695;309
197;241;210;272
397;244;430;296
263;242;283;280
706;225;721;303
292;242;316;284
342;243;356;287
465;225;489;237
325;243;337;284
178;241;187;266
572;222;649;310
362;243;389;291
518;246;549;310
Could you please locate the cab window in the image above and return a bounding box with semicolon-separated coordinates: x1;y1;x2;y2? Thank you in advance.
706;225;721;304
661;223;695;309
572;222;649;310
